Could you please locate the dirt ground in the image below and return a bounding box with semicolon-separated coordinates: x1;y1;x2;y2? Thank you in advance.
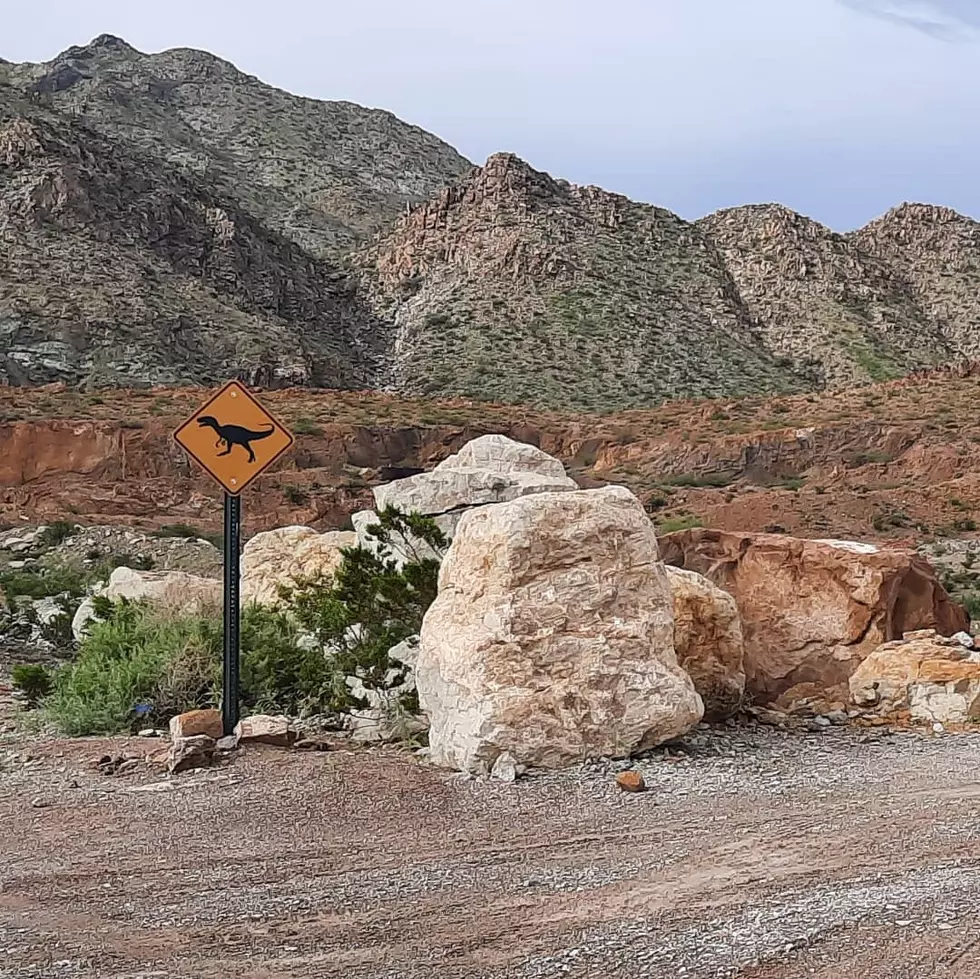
2;720;979;979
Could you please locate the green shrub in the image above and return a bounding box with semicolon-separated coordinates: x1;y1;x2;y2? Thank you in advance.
281;506;447;712
661;471;737;489
38;521;79;548
44;507;449;735
292;417;323;436
45;600;221;735
0;566;90;603
657;515;705;534
11;664;53;706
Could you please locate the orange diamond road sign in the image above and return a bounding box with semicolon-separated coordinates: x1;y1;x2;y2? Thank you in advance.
173;380;294;496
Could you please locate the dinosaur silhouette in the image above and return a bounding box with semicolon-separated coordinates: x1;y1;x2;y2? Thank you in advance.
196;415;276;463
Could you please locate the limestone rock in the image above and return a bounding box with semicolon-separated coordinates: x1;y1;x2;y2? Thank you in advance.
660;529;968;704
370;433;577;532
666;566;746;720
72;566;222;640
240;526;356;606
169;709;223;742
234;714;296;747
850;630;980;725
417;485;704;774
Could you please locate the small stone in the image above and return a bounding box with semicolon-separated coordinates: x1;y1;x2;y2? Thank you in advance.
292;737;331;752
30;797;50;809
115;758;139;777
615;770;646;793
933;722;945;734
490;751;519;782
137;728;159;738
168;734;217;774
216;735;240;752
812;715;832;728
951;631;974;649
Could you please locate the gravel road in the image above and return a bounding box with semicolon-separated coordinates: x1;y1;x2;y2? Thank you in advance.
1;722;979;978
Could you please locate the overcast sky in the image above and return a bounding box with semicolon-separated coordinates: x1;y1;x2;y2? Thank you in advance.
4;0;977;230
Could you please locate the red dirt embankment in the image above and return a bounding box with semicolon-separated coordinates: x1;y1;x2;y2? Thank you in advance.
4;364;980;542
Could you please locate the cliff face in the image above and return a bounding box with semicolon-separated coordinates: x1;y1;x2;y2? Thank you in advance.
6;365;980;548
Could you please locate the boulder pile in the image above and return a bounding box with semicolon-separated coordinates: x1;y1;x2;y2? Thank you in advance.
659;529;968;703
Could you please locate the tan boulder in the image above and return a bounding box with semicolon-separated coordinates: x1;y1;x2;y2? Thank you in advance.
72;567;222;639
417;485;703;774
660;529;968;704
850;630;980;725
169;708;223;741
666;566;746;720
234;714;296;747
240;526;356;605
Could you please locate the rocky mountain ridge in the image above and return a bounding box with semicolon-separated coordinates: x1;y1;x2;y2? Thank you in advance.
2;36;980;409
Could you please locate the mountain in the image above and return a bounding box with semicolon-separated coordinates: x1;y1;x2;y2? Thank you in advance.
0;34;470;257
354;153;814;410
3;36;980;409
696;204;954;386
850;203;980;361
0;86;385;388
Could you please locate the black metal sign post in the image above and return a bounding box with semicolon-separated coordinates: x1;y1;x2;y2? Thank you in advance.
222;492;242;737
172;380;295;739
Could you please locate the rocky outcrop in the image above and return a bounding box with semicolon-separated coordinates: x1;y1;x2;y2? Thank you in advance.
849;629;980;725
660;529;968;703
240;526;356;605
416;485;703;774
371;433;577;527
666;566;746;720
72;566;222;639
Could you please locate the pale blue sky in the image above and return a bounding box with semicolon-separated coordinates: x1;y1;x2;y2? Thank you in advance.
4;0;978;230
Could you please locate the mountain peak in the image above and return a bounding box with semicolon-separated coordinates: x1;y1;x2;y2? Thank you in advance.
59;34;139;61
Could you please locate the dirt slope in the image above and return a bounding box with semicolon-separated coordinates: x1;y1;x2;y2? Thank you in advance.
4;363;980;551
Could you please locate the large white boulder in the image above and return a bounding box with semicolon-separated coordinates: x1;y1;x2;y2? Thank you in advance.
240;526;357;605
353;435;578;560
416;485;703;773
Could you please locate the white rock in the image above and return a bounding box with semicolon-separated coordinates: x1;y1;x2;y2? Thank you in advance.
490;751;521;782
417;485;704;774
240;526;356;606
72;567;222;640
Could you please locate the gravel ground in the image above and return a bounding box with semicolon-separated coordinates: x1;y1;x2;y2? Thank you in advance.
1;722;979;978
